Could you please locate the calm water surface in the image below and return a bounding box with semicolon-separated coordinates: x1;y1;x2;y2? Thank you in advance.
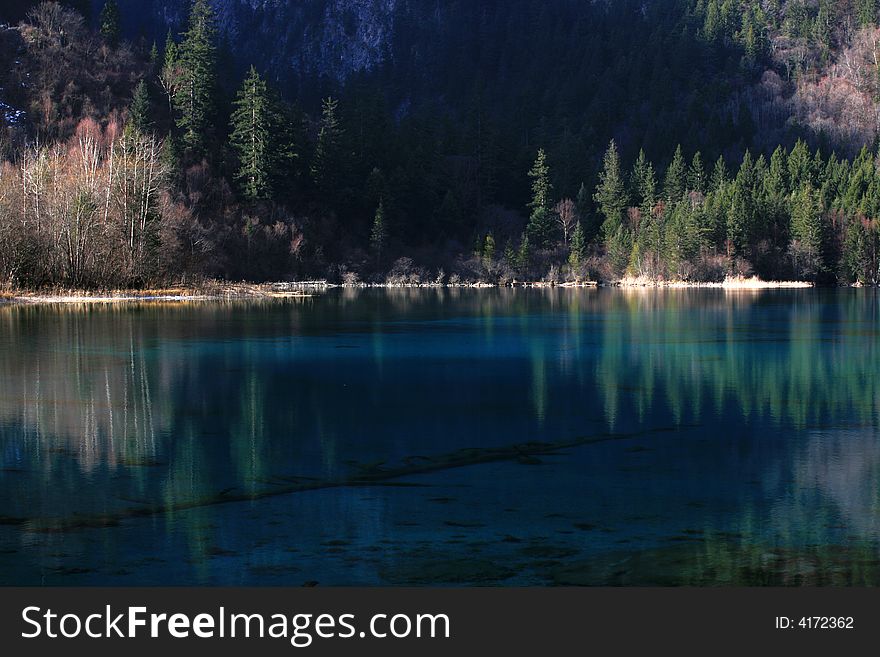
1;288;879;585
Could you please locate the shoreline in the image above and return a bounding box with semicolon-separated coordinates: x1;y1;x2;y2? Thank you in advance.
0;276;819;305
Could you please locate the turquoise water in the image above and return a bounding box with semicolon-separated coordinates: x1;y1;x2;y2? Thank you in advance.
1;288;879;586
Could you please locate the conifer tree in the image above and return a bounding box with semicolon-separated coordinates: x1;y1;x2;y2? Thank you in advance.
160;31;180;114
230;66;275;201
710;155;729;192
726;151;757;258
788;139;812;192
790;183;824;276
176;0;218;156
688;152;706;195
569;221;587;270
664;145;687;202
312;97;344;201
526;148;555;248
764;145;789;246
99;0;121;47
129;80;152;134
632;149;657;217
370;201;388;263
594;140;629;241
483;233;496;265
576;182;599;242
516;233;532;275
842;218;868;283
857;0;878;27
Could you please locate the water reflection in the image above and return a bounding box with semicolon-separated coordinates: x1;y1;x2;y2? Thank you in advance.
0;289;878;585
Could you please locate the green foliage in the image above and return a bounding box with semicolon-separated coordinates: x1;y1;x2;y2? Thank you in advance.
526;149;555;249
483;233;496;262
688;152;706;195
370;201;388;262
664;145;687;202
857;0;878;27
99;0;121;47
710;155;729;192
664;200;704;277
726;151;757;258
790;183;824;277
311;97;345;203
788;139;812;191
129;80;152;134
594;141;629;242
606;224;632;278
175;0;218;156
576;182;599;243
516;233;531;274
631;149;657;217
229;66;289;202
569;221;587;270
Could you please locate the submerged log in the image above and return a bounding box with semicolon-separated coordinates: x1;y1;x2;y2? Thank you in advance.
18;425;690;534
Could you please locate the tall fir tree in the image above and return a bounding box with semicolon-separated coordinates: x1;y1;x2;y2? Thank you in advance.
688;151;706;195
664;145;687;202
568;221;587;271
788;139;812;192
312;97;345;202
857;0;878;27
99;0;121;47
726;151;757;259
176;0;218;157
129;80;152;133
594;140;629;242
790;183;824;276
526;148;555;249
710;155;729;192
230;66;275;201
370;201;388;264
631;149;657;217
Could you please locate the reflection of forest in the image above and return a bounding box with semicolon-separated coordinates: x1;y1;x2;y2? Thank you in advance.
0;289;878;508
787;429;880;539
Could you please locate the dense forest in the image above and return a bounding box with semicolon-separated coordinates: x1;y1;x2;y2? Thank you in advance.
2;0;880;287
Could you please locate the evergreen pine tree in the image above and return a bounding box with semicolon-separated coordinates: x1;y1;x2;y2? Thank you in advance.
176;0;218;156
790;183;824;277
99;0;121;47
788;139;812;192
576;182;599;243
842;218;867;283
129;80;152;133
857;0;878;27
483;233;496;265
526;148;555;249
371;201;388;263
594;140;629;241
726;151;757;259
312;97;345;201
229;66;275;201
516;233;532;275
688;151;706;195
664;145;687;202
569;221;587;270
710;155;729;192
631;149;657;217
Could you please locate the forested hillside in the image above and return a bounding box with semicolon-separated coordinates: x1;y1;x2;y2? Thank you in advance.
2;1;880;288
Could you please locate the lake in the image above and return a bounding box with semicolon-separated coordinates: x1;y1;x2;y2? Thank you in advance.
1;288;878;586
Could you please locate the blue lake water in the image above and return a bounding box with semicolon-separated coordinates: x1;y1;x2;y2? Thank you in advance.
1;288;879;585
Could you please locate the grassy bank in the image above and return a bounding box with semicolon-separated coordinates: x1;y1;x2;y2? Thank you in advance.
0;276;819;305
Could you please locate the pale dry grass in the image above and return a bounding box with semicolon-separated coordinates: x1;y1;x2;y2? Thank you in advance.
615;276;812;289
4;282;315;305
